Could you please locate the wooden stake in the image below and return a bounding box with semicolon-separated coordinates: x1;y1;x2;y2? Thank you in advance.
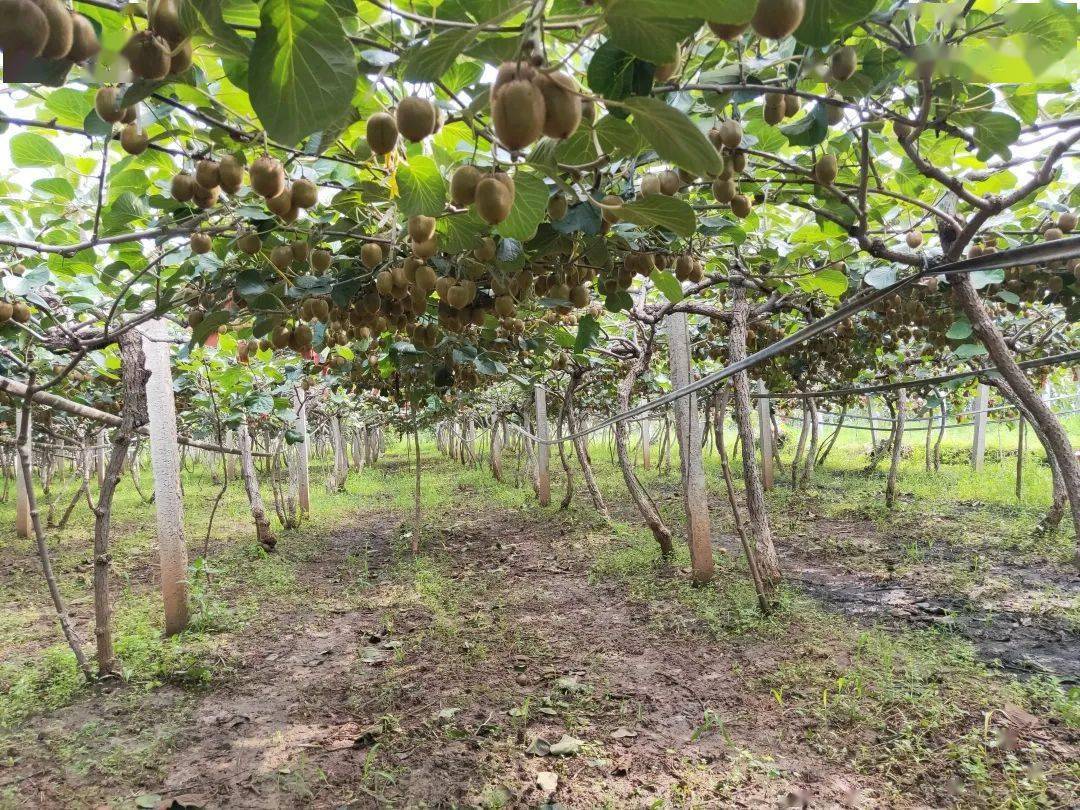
293;390;311;512
972;383;989;471
756;381;774;491
535;384;551;507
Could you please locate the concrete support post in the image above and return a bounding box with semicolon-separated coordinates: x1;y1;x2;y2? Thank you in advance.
534;384;550;507
972;383;989;471
757;381;774;491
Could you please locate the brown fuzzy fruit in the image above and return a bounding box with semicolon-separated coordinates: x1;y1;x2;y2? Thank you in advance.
784;93;801;117
535;70;582;140
547;193;568;222
831;46;857;81
120;124;149;155
601;194;623;224
269;245;294;270
311;249;333;272
366;112;399;155
474;177;514;225
751;0;806;40
291;241;309;262
29;0;73;58
292;178;317;209
195;159;220;189
171;172;196;203
0;0;48;56
491;78;546;151
395;96;437;143
11;301;31;323
712;178;736;204
905;231;924;249
66;11;100;61
361;242;384;269
250;154;285;198
237;231;262;255
190;232;212;254
492;61;536;97
640;174;662;198
716;118;743;149
0;300;11;324
1044;227;1064;241
730;193;752;218
408;215;436;243
708;20;749;40
1058;212;1077;232
450;164;482;207
168;40;192;74
121;106;137;124
474;237;497;262
763;94;786;125
95;87;128;124
218;155;244;193
149;0;186;46
123;30;172;80
813;154;838;185
659;169;681;195
192;183;219;209
412;237;438;259
266;185;292;216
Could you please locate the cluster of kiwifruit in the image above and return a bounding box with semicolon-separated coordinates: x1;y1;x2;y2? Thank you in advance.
0;298;32;325
1041;211;1077;242
364;95;444;157
1;0;99;62
638;168;687;199
490;58;583;152
168;154;243;210
706;0;806;41
120;0;190;80
450;166;518;226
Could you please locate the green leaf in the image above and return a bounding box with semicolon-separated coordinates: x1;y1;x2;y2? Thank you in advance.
619;195;697;237
594;115;646;158
43;88;92;128
574;313;600;353
863;266;896;289
11;133;64;168
605;0;755;23
796;267;848;297
650;269;683;303
954;111;1021;161
586;40;654;113
621;96;722;178
182;0;253;59
192;310;231;345
401;26;479;82
604;13;701;64
795;0;878;48
396;155;447;218
439;211;488;254
954;342;988;359
946;319;972;340
779;103;829;147
249;0;359;145
496;172;549;242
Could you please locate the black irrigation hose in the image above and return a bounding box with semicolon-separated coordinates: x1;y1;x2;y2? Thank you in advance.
510;235;1080;446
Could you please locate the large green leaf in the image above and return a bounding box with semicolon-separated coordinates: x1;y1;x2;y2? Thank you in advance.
650;269;684;303
619;195;697;237
181;0;253;59
780;102;829;147
605;0;755;23
249;0;359;145
954;111;1021;161
796;268;848;297
11;133;64;168
795;0;878;48
604;13;701;64
621;96;722;178
586;40;654;113
396;155;447;217
401;27;479;82
496;172;549;241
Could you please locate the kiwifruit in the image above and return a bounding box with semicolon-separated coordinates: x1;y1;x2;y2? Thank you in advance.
674;254;694;281
218;155;244;193
171;171;195;202
122;30;171;80
270;245;294;270
708;20;749;40
492;61;536;97
28;0;73;58
366;112;398;155
473;237;497;262
447;285;470;310
730;193;752;218
95;87;128;124
491;77;546;151
292;178;317;209
238;231;262;255
375;270;393;296
716;118;743;149
192;182;219;209
281;206;300;224
1058;212;1077;232
250;154;285;198
751;0;805;40
148;0;185;45
825;94;844;126
292;323;313;348
569;285;590;308
195;158;220;189
291;240;309;262
361;242;384;269
266;186;292;217
474;177;513;225
763;94;785;125
640;174;662;198
311;248;333;272
311;299;329;321
189;232;212;254
547;193;568;221
784;93;801;116
1044;227;1064;241
66;11;100;61
494;295;515;318
415;265;437;291
658;169;681;196
120;124;149;155
408;214;436;243
120;105;138;125
601;194;623;224
395;95;437;143
11;302;31;323
534;70;582;140
0;299;12;324
450;165;482;207
0;0;48;56
168;39;192;74
267;326;289;349
712;177;737;204
412;236;438;259
813;153;838;185
831;45;857;81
